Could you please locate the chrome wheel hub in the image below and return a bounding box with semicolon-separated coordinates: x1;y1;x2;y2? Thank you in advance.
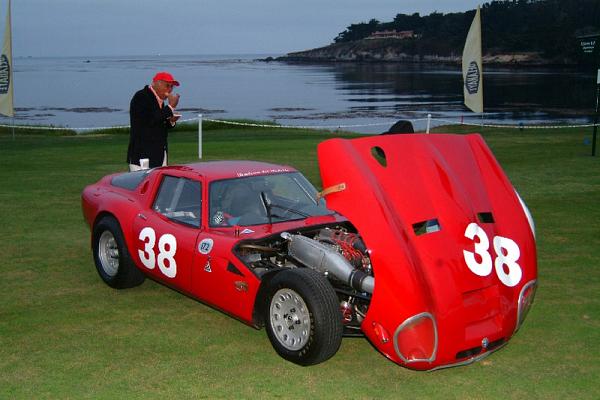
269;288;310;351
98;231;119;277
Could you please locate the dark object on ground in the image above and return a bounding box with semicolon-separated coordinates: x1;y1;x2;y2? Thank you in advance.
382;120;414;135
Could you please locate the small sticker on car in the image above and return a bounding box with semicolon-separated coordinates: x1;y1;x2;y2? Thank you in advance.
212;211;224;225
198;238;214;254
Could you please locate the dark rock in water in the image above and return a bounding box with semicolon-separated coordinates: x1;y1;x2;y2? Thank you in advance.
177;107;226;114
269;107;316;112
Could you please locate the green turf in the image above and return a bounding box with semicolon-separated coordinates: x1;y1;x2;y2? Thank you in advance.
0;123;598;399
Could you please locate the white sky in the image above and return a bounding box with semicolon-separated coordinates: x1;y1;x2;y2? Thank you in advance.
8;0;483;57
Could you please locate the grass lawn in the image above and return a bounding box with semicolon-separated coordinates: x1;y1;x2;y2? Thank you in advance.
0;123;598;399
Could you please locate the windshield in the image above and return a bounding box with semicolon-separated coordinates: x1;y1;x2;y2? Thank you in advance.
209;172;333;227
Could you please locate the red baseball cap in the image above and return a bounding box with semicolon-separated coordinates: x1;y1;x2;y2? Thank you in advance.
152;71;180;86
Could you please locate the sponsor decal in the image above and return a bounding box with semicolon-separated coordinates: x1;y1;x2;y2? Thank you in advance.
236;168;291;178
198;238;214;254
234;281;248;292
240;228;255;234
212;211;224;225
204;258;212;273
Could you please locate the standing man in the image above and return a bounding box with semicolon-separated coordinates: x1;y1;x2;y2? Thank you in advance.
127;71;181;171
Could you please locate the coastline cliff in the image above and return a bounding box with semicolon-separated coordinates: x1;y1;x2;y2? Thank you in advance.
276;39;551;65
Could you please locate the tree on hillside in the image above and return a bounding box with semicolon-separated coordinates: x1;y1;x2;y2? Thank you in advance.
334;19;380;43
332;0;600;62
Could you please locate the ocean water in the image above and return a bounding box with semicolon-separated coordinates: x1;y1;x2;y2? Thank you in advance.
2;54;595;133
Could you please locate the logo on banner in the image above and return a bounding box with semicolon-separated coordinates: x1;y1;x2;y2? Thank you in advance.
465;61;480;95
0;54;9;94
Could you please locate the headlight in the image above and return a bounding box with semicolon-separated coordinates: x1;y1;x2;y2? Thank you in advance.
393;312;438;363
515;279;537;333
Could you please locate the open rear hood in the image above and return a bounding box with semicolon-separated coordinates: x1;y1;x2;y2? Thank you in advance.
317;133;537;368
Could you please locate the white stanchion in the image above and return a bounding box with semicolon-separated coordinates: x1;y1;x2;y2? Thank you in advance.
198;114;203;159
426;114;432;133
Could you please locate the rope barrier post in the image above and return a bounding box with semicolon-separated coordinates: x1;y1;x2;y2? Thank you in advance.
426;114;431;134
198;114;203;159
592;70;600;157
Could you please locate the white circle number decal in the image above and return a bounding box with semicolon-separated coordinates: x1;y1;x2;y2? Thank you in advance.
138;227;177;278
198;238;214;255
463;223;522;287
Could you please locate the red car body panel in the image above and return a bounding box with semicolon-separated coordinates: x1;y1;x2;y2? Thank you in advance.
317;133;537;369
82;161;344;324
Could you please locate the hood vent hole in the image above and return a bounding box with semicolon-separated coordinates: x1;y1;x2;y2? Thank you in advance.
371;146;387;167
477;212;495;223
412;219;441;236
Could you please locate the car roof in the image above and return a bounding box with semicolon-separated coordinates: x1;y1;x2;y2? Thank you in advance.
160;160;297;180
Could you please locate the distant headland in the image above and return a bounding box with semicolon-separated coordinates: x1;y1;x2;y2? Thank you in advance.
273;0;600;66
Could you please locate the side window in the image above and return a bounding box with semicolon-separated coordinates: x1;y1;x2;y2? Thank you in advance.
153;175;202;227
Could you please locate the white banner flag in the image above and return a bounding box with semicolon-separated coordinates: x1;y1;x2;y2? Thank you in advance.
462;6;483;114
0;0;14;117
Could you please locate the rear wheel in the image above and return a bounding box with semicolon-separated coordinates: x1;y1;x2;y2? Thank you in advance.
264;268;342;366
92;216;145;289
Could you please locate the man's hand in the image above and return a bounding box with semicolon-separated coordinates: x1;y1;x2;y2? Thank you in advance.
167;93;180;109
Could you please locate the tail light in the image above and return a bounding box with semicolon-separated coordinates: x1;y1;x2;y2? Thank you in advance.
393;312;438;364
515;280;537;333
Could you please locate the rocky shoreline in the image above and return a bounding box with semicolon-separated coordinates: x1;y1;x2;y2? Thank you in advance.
272;40;572;66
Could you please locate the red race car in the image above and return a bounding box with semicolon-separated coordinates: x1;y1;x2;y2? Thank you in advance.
81;133;537;370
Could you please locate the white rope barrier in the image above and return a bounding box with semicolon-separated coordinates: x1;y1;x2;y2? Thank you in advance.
202;118;412;129
202;117;598;130
432;118;598;130
0;118;197;132
1;116;597;132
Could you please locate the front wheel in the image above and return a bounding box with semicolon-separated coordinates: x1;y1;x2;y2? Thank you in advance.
92;216;145;289
264;268;342;366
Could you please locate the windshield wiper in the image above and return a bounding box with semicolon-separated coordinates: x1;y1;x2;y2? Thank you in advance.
260;192;274;225
268;203;310;218
261;192;310;222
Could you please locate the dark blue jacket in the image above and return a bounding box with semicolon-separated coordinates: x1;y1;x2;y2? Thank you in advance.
127;86;174;168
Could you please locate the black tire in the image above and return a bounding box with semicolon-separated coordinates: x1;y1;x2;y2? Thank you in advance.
92;216;145;289
264;268;342;366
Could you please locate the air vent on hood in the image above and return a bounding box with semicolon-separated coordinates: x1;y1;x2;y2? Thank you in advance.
412;218;441;236
371;146;387;167
477;212;495;223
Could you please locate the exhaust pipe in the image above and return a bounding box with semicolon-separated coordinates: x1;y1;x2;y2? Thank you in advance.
281;232;374;294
